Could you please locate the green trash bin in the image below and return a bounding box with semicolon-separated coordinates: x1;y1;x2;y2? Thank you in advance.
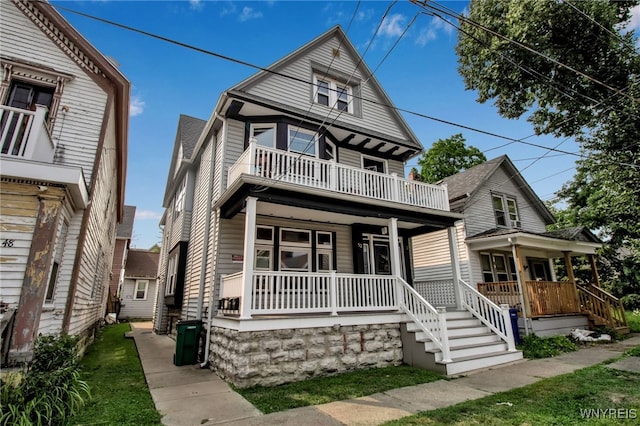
174;320;202;366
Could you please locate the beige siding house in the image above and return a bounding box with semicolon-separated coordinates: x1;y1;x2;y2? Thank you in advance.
412;155;628;337
154;26;523;387
0;0;129;364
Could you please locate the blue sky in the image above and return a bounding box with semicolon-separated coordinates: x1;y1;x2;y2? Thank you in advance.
50;0;640;249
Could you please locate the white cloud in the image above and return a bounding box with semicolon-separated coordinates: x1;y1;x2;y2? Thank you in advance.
628;5;640;32
189;0;203;11
220;1;236;17
129;95;145;117
136;210;162;220
239;6;263;22
415;16;454;47
378;14;406;38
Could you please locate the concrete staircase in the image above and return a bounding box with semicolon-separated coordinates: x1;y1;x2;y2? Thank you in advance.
401;309;523;376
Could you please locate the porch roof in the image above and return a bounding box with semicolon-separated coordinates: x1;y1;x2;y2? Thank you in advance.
466;227;602;257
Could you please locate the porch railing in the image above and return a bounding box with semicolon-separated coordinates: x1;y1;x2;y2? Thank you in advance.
478;280;582;317
459;279;515;351
397;277;451;362
0;105;55;162
227;144;450;211
577;285;629;330
220;271;398;316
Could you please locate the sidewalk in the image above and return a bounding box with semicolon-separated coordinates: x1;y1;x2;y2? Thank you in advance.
128;322;640;426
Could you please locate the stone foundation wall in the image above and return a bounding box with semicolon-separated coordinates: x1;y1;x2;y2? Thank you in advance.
209;323;403;388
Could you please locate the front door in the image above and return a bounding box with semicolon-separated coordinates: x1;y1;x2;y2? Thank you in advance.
362;234;405;278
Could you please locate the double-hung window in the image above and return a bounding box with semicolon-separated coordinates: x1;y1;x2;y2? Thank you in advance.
134;280;149;300
250;124;276;148
166;256;177;296
255;226;274;270
316;232;333;272
288;126;318;157
313;75;353;113
492;194;519;228
174;178;187;217
280;228;311;271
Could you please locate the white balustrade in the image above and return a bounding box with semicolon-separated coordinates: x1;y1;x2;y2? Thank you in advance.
0;105;54;162
226;144;450;211
458;279;516;351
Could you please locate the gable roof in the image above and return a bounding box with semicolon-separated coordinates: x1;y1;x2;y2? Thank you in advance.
116;205;136;239
441;155;556;224
162;114;207;206
221;25;423;159
124;249;159;279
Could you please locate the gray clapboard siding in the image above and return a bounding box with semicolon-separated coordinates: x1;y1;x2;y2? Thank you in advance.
119;279;157;320
411;222;470;284
245;36;406;140
464;166;548;238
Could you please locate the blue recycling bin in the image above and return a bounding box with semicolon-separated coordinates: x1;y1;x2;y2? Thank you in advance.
509;308;521;345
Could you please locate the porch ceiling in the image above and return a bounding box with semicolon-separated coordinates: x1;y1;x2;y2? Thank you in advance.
466;232;601;257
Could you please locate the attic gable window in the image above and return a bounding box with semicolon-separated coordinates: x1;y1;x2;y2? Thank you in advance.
313;75;353;113
492;194;520;228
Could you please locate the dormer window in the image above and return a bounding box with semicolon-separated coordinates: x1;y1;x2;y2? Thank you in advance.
492;194;520;228
313;75;353;113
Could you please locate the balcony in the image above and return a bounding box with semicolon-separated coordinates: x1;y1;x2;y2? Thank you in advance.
1;105;55;163
227;144;450;212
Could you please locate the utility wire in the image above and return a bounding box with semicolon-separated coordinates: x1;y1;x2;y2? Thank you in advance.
49;1;640;169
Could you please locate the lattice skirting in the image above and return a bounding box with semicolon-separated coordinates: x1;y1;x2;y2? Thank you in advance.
414;280;456;306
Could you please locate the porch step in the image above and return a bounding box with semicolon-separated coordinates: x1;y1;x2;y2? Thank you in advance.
438;350;524;376
401;308;523;376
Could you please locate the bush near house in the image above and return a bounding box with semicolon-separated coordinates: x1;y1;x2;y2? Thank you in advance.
627;310;640;333
621;294;640;310
518;334;578;359
0;334;90;425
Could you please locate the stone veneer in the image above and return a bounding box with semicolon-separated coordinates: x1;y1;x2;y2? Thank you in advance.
209;323;404;388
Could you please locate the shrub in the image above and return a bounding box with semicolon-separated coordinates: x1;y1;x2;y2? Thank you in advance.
620;294;640;310
0;334;91;426
518;334;578;359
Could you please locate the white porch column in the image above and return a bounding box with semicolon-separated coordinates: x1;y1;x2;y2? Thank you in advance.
388;217;401;277
447;226;463;309
240;196;257;319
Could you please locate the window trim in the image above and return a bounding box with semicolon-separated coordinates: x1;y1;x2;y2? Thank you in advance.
492;193;519;228
279;248;311;272
134;279;149;300
480;252;517;283
280;228;312;247
287;126;318;157
313;75;353;113
174;177;187;218
165;255;177;296
250;123;276;148
361;154;387;173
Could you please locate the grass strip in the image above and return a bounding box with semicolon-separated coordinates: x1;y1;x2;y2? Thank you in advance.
383;364;640;425
68;323;162;426
235;365;444;414
626;310;640;333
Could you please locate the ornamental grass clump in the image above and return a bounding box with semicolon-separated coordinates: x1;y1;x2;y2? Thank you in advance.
0;334;90;426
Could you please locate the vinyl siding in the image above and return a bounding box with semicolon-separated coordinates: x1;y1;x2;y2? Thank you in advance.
411;221;469;283
245;35;406;140
1;1;109;187
463;166;548;238
119;278;157;320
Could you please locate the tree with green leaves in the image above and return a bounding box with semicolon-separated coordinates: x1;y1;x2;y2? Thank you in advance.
456;0;640;299
417;133;486;183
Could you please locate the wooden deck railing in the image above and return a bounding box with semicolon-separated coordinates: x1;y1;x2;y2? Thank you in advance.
577;285;629;331
227;144;450;211
478;280;581;317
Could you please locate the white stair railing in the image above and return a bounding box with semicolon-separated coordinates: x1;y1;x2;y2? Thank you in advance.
458;279;516;351
397;277;451;362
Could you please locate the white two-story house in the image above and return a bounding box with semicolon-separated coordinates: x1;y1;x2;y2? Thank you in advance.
412;155;628;337
154;26;523;388
0;0;130;364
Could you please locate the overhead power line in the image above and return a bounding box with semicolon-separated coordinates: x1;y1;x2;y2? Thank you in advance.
49;2;640;170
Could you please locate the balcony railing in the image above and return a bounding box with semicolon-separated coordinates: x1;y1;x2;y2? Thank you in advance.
0;105;55;162
227;144;450;211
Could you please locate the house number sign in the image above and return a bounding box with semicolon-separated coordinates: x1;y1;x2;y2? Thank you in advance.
2;239;15;247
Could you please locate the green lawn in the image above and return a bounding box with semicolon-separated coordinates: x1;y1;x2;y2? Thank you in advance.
234;365;444;413
383;363;640;425
626;310;640;333
67;323;162;426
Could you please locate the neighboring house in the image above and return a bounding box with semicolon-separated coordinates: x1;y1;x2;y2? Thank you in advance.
412;155;629;337
118;249;159;320
0;0;129;365
153;26;523;388
108;205;136;314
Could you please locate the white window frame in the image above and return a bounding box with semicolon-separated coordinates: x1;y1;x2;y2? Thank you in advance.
166;255;177;296
279;248;311;272
288;126;318;157
174;177;187;217
492;193;519;228
313;75;353;113
316;250;333;272
324;140;336;161
44;220;68;304
361;155;387;173
256;225;274;243
134;280;149;300
250;123;276;148
280;228;312;247
255;246;273;270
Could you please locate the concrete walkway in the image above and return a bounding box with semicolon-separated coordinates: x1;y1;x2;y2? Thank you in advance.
127;323;640;426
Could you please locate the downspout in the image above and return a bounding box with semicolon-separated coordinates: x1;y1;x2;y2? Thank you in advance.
200;116;223;367
509;238;530;336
